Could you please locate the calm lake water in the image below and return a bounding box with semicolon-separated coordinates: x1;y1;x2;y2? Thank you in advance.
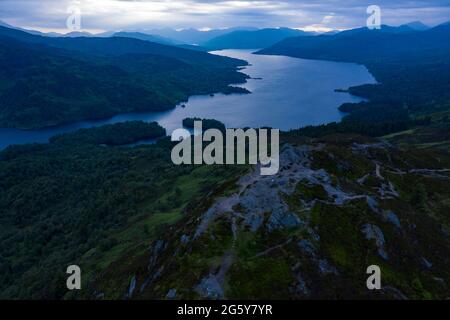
0;49;376;150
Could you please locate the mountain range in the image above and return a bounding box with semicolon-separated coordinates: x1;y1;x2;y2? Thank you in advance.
259;22;450;62
0;20;437;49
402;21;430;31
141;27;258;45
202;28;314;50
112;31;179;46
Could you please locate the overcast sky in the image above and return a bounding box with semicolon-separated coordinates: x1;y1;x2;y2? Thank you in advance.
1;0;450;33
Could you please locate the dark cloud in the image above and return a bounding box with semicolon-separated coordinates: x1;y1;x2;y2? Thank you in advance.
0;0;449;33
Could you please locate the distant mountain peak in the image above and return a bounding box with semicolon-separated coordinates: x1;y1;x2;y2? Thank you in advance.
63;31;94;37
112;31;177;45
0;20;12;27
431;20;450;31
203;27;314;50
401;21;429;31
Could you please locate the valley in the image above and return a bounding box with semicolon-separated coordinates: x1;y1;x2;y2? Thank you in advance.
0;49;375;150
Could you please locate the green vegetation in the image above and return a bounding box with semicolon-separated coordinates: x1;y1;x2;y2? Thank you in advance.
50;121;166;146
182;118;226;132
1;123;449;299
0;125;246;299
0;26;248;129
227;256;293;299
101;134;449;300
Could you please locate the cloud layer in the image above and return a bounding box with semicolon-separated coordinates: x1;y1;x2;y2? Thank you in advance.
1;0;450;33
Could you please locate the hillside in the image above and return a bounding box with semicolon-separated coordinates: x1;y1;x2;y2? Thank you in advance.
0;127;248;299
259;24;450;62
401;21;429;31
49;121;166;146
127;135;448;300
203;28;313;50
1;125;449;300
0;26;248;129
112;32;177;46
142;27;257;45
112;32;208;51
0;26;246;68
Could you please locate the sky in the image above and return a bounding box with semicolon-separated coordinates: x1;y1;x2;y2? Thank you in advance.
0;0;450;34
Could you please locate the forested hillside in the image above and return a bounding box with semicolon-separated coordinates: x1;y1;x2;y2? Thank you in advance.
0;26;248;129
1;123;449;299
49;121;166;146
0;128;247;299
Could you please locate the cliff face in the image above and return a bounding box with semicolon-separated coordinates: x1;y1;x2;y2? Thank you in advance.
91;135;450;300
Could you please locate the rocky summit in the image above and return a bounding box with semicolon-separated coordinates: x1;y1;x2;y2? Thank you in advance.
90;135;450;300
